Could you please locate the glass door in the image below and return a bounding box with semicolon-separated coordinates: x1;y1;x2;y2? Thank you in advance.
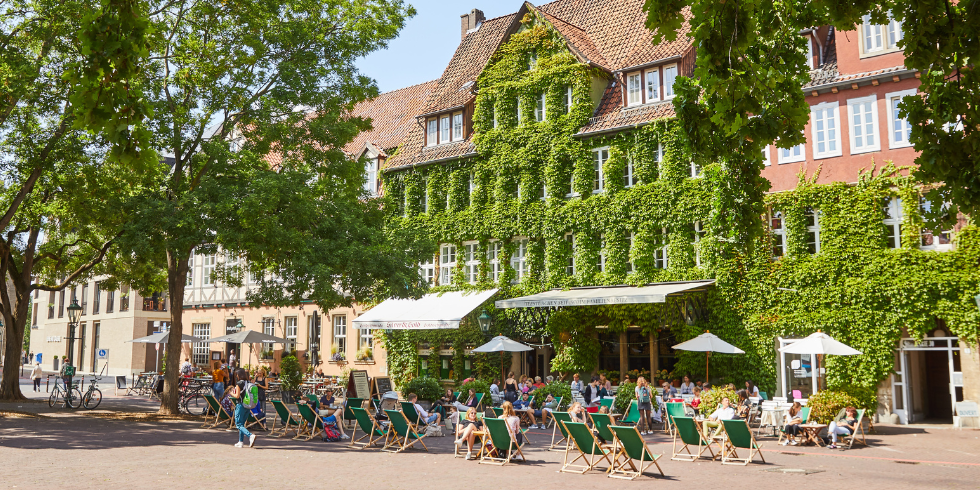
778;337;822;399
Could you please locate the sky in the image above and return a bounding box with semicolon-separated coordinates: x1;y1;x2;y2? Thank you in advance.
357;0;524;93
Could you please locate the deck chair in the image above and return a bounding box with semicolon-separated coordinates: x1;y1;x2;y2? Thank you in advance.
671;416;716;461
454;413;485;458
665;402;687;435
344;397;364;428
490;407;504;418
244;407;267;431
383;409;428;453
759;391;768;400
400;401;437;429
560;421;614;474
202;394;233;429
599;398;615;412
349;406;386;449
609;425;665;480
479;417;526;465
835;408;868;449
778;406;811;444
720;419;765;465
542;396;564;428
295;403;325;441
619;400;640;426
269;400;302;438
549;411;573;451
589;413;616;447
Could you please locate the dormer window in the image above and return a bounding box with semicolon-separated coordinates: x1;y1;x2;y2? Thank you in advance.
426;119;437;147
452;112;463;141
627;73;642;106
440;115;450;143
861;14;903;56
645;68;660;102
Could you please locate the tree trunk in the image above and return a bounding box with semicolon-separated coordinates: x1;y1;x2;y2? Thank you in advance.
0;273;33;401
158;248;189;414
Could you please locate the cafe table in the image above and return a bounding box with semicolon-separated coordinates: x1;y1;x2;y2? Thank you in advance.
799;423;828;446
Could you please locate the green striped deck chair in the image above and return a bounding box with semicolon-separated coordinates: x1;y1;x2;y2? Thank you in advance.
295;403;324;441
400;401;431;427
549;411;573;451
560;421;614;474
383;409;428;453
720;419;765;465
671;416;716;461
599;398;614;412
491;407;504;418
202;394;233;429
609;425;665;480
270;400;301;438
589;412;616;446
778;406;811;444
620;400;640;425
349;406;386;449
344;397;364;428
479;417;526;465
665;401;687;435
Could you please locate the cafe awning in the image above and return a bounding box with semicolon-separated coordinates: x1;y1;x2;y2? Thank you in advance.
494;280;714;308
353;289;498;330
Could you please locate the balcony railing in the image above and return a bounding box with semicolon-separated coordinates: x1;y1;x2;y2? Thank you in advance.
142;299;167;312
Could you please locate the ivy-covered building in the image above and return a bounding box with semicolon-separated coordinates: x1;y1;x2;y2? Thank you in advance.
360;1;978;425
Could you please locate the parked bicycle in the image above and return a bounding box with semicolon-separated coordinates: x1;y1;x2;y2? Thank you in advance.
81;365;106;410
48;378;82;409
179;378;212;416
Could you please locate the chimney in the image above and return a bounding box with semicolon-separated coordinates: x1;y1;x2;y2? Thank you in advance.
460;9;485;40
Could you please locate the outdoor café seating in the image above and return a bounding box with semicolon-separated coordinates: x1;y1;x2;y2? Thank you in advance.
479;417;525;465
720;419;766;465
609;425;665;480
560;421;614;474
269;400;302;438
383;409;428;453
349;406;387;449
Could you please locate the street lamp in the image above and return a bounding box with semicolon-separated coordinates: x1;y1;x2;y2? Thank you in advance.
64;299;82;385
478;310;492;338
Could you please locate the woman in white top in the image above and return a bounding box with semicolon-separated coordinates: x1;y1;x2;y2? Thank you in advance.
679;375;695;395
745;380;760;397
500;402;525;457
30;362;43;392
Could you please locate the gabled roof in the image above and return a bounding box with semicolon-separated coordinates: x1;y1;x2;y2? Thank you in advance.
343;79;437;157
535;8;609;70
577;81;677;136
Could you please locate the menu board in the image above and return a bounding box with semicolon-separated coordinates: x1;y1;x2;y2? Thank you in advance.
348;370;371;399
374;376;393;397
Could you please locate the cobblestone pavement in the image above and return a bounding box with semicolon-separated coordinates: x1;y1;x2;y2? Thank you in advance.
2;394;978;490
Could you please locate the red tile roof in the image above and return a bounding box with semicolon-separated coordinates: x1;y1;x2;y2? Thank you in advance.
577;81;677;135
342;80;438;157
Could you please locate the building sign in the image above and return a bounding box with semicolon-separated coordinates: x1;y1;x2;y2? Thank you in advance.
97;349;110;360
46;336;62;342
355;320;460;330
902;340;935;348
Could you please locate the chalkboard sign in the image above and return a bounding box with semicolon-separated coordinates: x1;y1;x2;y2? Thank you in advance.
347;370;371;399
374;376;392;397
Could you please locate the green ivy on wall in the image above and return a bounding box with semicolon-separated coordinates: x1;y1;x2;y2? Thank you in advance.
379;12;980;396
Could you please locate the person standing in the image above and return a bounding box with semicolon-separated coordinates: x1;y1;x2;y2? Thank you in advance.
228;370;256;448
635;377;654;435
30;362;43;392
211;360;227;399
252;367;270;419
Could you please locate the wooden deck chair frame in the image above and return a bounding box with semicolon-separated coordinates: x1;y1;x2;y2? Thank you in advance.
269;400;301;438
453;413;485;458
349;407;386;449
609;425;665;480
619;400;640;426
343;397;364;429
560;421;614;474
294;403;324;441
479;417;525;465
549;411;573;451
836;408;868;449
490;407;504;418
720;419;766;465
543;396;564;428
778;406;810;444
400;401;435;429
671;416;716;462
382;409;429;453
664;402;687;436
244;407;266;431
202;394;233;430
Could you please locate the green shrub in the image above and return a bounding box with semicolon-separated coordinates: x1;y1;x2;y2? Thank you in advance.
533;382;572;410
806;390;860;424
700;387;739;415
279;355;303;392
401;376;442;402
834;385;877;413
614;382;661;415
458;379;491;405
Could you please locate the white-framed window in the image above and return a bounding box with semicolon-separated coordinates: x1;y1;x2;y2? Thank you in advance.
847;95;880;154
663;64;678;99
597;235;606;273
690;161;702;178
566;170;578;198
529;49;537;70
493;105;498;128
186;255;194;286
421;177;429;213
262;317;276;348
332;315;347;356
692;221;706;267
886;89;915;148
358;327;373;351
487;241;503;282
778;143;805;164
654;228;668;269
592;147;608;193
439;244;456;285
510;237;528;283
440;115;450;143
566;86;573;113
463;241;480;284
364;158;379;196
192;323;210;366
452;112;463;141
771;211;787;257
565;233;575;276
762;145;772;166
420;255;435;286
811;102;842;159
645;68;660;102
426;118;438;146
225;251;239;276
627;72;642;106
882;197;903;249
624;152;636;187
654;143;664;174
535;93;545;122
861;14;902;55
627;233;635;273
919;198;953;251
202;254;216;286
285;316;297;351
468;170;476;200
805;207;821;254
516;98;522;124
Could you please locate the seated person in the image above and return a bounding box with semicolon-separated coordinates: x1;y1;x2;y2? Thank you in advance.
454;407;484;460
490;379;501;397
826;406;858;449
691;387;702;415
567;401;588;424
597;405;610;414
532;376;546;390
408;393;441;426
434;388;454;419
661;381;678;400
733;390;751;420
514;393;537;427
780;402;804;446
535;393;559;429
453;388;480;412
298;398;348;439
703;396;735;437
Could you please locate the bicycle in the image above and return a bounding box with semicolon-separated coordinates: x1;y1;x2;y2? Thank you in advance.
48;377;82;409
81;365;105;409
179;378;211;416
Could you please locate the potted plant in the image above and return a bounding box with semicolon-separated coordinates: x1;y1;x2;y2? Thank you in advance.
330;346;346;362
400;376;441;410
279;355;303;403
355;347;373;362
260;349;274;360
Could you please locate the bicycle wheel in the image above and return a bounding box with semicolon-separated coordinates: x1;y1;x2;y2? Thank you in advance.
66;388;83;409
82;388;102;410
48;388;61;408
183;394;208;416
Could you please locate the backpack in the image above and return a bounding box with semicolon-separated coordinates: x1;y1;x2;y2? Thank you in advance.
638;387;651;404
241;382;259;409
321;423;342;442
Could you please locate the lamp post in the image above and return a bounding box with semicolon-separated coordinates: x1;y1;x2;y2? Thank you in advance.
309;310;320;367
478;310;492;339
64;300;82;387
